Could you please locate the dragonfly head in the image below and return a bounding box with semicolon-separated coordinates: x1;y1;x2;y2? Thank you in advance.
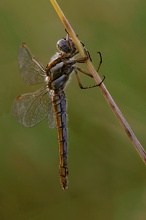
56;37;76;55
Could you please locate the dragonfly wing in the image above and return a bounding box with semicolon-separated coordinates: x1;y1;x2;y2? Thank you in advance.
13;86;51;127
18;43;46;85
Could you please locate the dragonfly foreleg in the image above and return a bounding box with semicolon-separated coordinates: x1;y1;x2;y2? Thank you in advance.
97;51;102;72
80;41;92;61
74;67;105;89
67;47;91;65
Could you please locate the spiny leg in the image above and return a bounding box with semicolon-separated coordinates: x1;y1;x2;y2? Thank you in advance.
74;67;105;89
72;42;92;64
74;51;104;89
71;49;103;71
97;51;102;72
80;41;92;61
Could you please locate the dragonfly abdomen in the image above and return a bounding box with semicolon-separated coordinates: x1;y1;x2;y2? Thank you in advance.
52;90;68;190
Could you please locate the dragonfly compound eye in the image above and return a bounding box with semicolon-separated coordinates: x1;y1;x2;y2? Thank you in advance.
56;39;71;53
57;38;76;54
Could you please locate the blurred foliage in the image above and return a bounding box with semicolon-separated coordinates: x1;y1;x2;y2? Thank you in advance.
1;0;146;219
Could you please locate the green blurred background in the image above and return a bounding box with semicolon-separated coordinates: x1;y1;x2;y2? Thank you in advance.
1;0;146;219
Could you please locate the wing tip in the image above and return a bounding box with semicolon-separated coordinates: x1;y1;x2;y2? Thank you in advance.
21;42;27;47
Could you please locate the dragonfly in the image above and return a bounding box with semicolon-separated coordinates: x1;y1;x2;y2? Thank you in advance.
13;33;104;190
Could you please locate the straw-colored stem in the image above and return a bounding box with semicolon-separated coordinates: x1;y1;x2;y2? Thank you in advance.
50;0;146;164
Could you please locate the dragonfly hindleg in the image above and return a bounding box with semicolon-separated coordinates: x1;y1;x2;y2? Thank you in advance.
74;66;105;89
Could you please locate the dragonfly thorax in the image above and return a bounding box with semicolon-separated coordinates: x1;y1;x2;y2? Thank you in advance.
48;61;74;90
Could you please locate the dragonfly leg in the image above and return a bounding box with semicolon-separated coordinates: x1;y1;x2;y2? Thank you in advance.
68;46;90;65
74;67;105;89
97;51;102;72
80;41;92;61
74;41;93;63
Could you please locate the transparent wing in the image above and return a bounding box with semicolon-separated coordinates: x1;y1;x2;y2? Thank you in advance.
18;43;46;85
13;86;54;127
